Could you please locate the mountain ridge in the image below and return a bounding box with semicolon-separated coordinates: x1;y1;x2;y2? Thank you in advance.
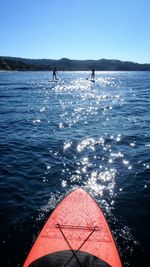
0;56;150;71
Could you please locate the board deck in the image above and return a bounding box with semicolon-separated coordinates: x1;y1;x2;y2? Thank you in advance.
49;79;60;82
23;189;122;267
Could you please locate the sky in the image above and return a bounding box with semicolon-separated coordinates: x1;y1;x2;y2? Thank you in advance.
0;0;150;63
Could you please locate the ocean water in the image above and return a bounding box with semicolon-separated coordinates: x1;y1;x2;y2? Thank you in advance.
0;71;150;267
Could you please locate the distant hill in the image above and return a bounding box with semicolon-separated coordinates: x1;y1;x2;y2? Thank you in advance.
0;56;150;71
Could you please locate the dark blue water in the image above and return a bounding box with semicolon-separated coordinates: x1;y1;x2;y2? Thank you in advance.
0;71;150;267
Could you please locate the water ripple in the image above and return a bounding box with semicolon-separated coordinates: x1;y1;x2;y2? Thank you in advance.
0;71;150;267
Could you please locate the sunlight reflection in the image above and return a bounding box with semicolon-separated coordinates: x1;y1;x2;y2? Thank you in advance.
33;119;41;124
86;169;116;197
40;107;45;112
77;137;105;153
110;152;124;158
123;159;129;165
62;180;67;187
64;141;72;150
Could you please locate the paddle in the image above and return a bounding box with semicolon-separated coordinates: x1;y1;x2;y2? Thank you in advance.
56;71;62;81
86;73;91;80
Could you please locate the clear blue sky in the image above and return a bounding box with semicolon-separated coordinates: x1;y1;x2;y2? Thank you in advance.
0;0;150;63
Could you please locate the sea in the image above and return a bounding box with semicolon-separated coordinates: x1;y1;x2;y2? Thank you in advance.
0;71;150;267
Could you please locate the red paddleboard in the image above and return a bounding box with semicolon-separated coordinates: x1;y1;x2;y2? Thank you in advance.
23;189;122;267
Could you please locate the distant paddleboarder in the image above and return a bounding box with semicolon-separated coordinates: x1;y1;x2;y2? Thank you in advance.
86;67;95;81
52;67;58;80
91;67;95;81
